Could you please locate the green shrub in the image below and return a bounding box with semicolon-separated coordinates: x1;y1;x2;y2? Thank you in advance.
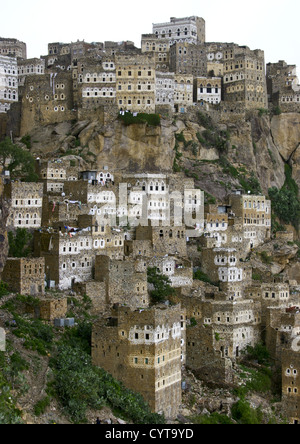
147;267;175;304
51;344;165;424
8;228;32;258
0;281;9;298
191;412;233;424
34;396;51;416
245;343;271;366
118;112;161;127
231;400;263;424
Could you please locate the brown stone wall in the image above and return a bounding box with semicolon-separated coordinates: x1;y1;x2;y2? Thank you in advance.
92;305;183;418
2;258;45;295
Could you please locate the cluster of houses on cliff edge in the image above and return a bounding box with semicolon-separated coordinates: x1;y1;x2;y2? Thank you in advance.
1;155;299;423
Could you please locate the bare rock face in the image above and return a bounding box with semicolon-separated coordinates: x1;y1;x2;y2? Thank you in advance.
270;113;300;189
270;113;300;162
79;119;176;173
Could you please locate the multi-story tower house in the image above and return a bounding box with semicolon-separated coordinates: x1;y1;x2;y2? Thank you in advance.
228;193;272;247
201;245;252;285
196;296;261;361
17;58;45;87
4;182;43;229
174;74;193;113
169;42;207;77
20;71;74;134
141;34;170;72
266;61;300;112
34;222;125;290
115;52;156;113
223;45;268;109
0;38;26;59
79;57;116;109
92;304;185;418
2;258;45;296
155;72;175;108
0;55;18;113
152;16;206;46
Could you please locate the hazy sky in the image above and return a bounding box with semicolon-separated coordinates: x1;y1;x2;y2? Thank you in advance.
1;0;299;74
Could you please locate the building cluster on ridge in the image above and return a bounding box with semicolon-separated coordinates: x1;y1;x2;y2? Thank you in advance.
0;16;300;423
0;16;299;123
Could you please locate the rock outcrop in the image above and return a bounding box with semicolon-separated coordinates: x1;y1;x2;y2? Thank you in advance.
16;110;300;202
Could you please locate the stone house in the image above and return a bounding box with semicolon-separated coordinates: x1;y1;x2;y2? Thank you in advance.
94;255;149;309
152;16;206;46
194;76;222;105
17;58;45;87
92;304;186;418
0;55;18;113
136;223;188;258
2;257;45;296
141;34;170;72
228;193;272;246
0;38;26;60
4;182;43;229
115;52;156;113
34;223;125;290
266;61;300;112
281;348;300;424
174;74;193;113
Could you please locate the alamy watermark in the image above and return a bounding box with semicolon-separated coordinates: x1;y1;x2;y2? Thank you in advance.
0;327;5;352
87;184;205;230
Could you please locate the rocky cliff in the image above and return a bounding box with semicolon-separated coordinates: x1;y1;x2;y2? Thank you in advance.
20;111;300;190
1;109;299;251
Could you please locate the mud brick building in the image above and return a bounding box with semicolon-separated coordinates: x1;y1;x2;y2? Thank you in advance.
0;169;9;279
92;304;185;418
185;297;261;382
265;306;299;365
25;295;68;321
174;74;193;113
2;257;45;296
148;256;193;288
169;42;207;77
155;72;175;108
201;245;252;285
4;181;43;229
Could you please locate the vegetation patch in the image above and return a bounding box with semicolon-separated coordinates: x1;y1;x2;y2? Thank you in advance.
118;112;161;126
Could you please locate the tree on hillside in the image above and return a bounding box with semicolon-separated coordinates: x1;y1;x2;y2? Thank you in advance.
147;267;175;304
8;228;32;258
0;137;38;181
